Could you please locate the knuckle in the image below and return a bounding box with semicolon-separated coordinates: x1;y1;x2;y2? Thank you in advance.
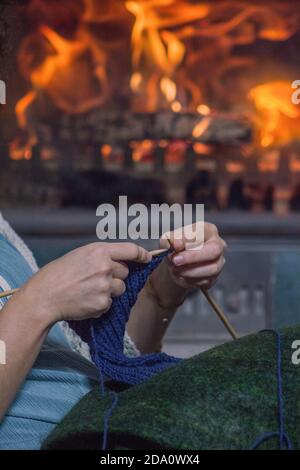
99;279;111;292
210;242;222;259
99;261;112;275
122;266;129;278
88;242;104;255
207;222;218;235
210;262;220;276
86;244;108;265
98;295;111;311
123;243;139;259
130;243;140;258
119;280;126;294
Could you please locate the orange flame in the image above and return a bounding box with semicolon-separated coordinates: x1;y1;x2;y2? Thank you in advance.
14;0;300;155
249;81;300;148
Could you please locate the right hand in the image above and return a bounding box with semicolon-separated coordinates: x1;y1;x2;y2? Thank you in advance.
19;242;152;325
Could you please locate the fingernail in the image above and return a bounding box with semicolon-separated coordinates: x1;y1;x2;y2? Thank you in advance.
173;255;184;266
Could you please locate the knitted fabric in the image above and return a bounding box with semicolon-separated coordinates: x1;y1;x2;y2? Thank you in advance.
68;251;182;385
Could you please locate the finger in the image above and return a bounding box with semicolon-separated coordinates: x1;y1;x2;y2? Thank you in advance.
111;279;126;298
161;223;203;251
172;239;226;267
91;297;112;318
172;257;226;279
112;261;129;280
108;243;152;263
204;222;219;241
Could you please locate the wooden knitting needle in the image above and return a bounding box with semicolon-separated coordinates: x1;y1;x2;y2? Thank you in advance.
0;244;238;340
165;237;238;341
0;248;168;299
149;247;170;256
0;288;18;299
200;288;238;340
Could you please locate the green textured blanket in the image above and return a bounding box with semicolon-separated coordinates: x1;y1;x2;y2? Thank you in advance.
42;326;300;450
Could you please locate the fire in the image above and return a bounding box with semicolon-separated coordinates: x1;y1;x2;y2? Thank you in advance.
13;0;300;154
192;117;212;139
249;81;300;148
160;76;176;103
130;72;142;92
15;91;36;130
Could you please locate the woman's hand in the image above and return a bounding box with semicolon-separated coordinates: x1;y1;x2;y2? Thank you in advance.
20;242;152;326
0;241;151;420
149;223;227;308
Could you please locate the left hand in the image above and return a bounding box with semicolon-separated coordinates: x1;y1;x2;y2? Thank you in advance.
149;223;227;309
161;222;227;291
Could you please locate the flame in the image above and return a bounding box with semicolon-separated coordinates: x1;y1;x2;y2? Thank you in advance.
160;76;176;102
31;25;86;90
15;21;109;127
249;81;300;148
15;91;36;129
226;162;245;174
258;149;280;172
131;139;155;162
197;104;210;116
290;154;300;173
192;116;211;139
171;101;181;112
14;0;300;155
130;72;142;92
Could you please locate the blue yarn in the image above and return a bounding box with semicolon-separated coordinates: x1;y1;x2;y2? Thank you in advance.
69;250;181;386
101;391;119;451
69;250;182;449
90;322;120;450
250;329;293;450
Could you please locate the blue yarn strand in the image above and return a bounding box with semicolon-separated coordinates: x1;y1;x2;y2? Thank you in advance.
101;392;119;451
250;329;293;450
91;323;120;450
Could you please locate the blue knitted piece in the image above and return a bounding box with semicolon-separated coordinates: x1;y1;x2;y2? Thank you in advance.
68;251;182;386
250;330;293;450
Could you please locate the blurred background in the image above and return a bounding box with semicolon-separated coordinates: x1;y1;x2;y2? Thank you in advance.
1;0;300;356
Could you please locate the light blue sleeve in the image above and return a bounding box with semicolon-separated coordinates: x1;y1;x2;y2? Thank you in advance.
0;234;99;449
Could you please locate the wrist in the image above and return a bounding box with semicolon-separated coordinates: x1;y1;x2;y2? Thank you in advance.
147;260;188;310
14;280;57;330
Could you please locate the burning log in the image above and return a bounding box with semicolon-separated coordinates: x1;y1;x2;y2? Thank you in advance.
35;110;252;146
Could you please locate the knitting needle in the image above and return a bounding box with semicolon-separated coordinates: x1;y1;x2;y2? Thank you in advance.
0;247;169;300
0;244;238;340
0;249;168;299
0;288;19;299
165;237;238;341
149;247;170;256
200;288;238;340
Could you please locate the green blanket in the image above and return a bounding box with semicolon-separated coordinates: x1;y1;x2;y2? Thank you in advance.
42;326;300;450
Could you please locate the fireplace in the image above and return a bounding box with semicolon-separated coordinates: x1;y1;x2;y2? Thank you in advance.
1;0;300;211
